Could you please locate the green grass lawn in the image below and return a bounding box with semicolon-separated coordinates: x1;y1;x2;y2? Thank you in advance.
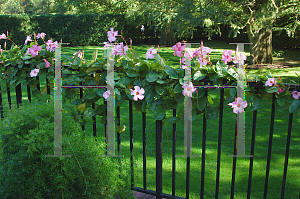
0;41;300;198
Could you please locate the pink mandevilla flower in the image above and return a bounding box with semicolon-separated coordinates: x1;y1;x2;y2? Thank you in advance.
46;40;58;52
265;77;276;87
0;33;6;39
107;27;118;42
221;50;234;64
182;82;196;97
114;42;128;57
130;86;145;101
36;32;46;40
233;46;247;65
172;42;185;57
275;84;285;94
103;90;111;99
43;59;50;68
30;69;39;77
26;45;42;57
198;57;207;68
291;91;300;99
184;49;194;60
146;47;157;59
228;97;248;114
24;36;32;45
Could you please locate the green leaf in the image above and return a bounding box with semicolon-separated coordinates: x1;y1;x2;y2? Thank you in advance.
197;96;207;111
145;90;155;103
230;87;236;97
193;70;206;81
95;104;106;115
175;93;184;105
155;54;165;67
250;95;261;111
207;95;214;104
266;86;279;93
164;67;178;79
289;99;300;113
86;67;102;74
146;71;159;82
174;83;183;93
115;88;121;100
276;97;285;107
168;116;181;124
142;100;147;112
154;84;164;95
127;69;139;77
148;100;156;111
125;88;134;100
138;64;148;76
205;106;218;120
153;105;165;120
156;79;167;84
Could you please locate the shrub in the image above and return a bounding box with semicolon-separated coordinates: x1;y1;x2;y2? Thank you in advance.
0;96;135;199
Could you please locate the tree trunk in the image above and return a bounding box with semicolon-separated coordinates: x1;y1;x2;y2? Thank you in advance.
159;25;176;46
246;24;273;65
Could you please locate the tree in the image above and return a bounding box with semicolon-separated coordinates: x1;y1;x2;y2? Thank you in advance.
175;0;300;64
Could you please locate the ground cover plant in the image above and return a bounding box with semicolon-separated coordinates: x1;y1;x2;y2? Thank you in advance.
0;41;299;198
0;97;135;199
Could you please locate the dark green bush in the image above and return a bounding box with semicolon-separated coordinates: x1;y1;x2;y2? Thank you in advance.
0;96;135;199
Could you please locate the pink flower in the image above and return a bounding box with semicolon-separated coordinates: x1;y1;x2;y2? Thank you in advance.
103;90;111;99
265;77;276;87
114;42;128;57
103;41;110;49
184;49;195;60
291;91;300;99
172;42;185;57
146;47;157;59
36;32;46;39
30;68;39;77
221;50;234;64
26;45;42;57
275;84;285;94
107;27;118;42
130;86;145;101
73;49;84;59
0;33;6;40
233;46;247;65
228;97;248;114
198;57;207;68
43;59;50;68
0;45;2;53
181;64;191;71
46;40;58;52
202;46;212;56
182;82;196;97
24;36;32;45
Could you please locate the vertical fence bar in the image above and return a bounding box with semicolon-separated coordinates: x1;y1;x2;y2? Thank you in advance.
36;76;40;92
172;108;176;197
15;83;22;108
263;92;276;199
143;111;147;190
6;83;11;110
79;83;85;132
281;113;294;199
27;85;31;103
46;77;51;96
130;100;134;188
230;113;237;199
200;89;208;199
246;111;257;197
92;101;96;137
215;88;224;199
156;120;163;199
117;105;121;175
247;88;258;199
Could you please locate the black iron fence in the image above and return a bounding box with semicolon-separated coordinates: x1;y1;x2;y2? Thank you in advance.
0;65;300;199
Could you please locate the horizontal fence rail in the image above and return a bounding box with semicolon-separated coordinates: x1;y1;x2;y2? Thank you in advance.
0;64;300;199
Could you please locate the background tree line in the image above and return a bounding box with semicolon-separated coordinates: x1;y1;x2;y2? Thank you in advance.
0;0;299;64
